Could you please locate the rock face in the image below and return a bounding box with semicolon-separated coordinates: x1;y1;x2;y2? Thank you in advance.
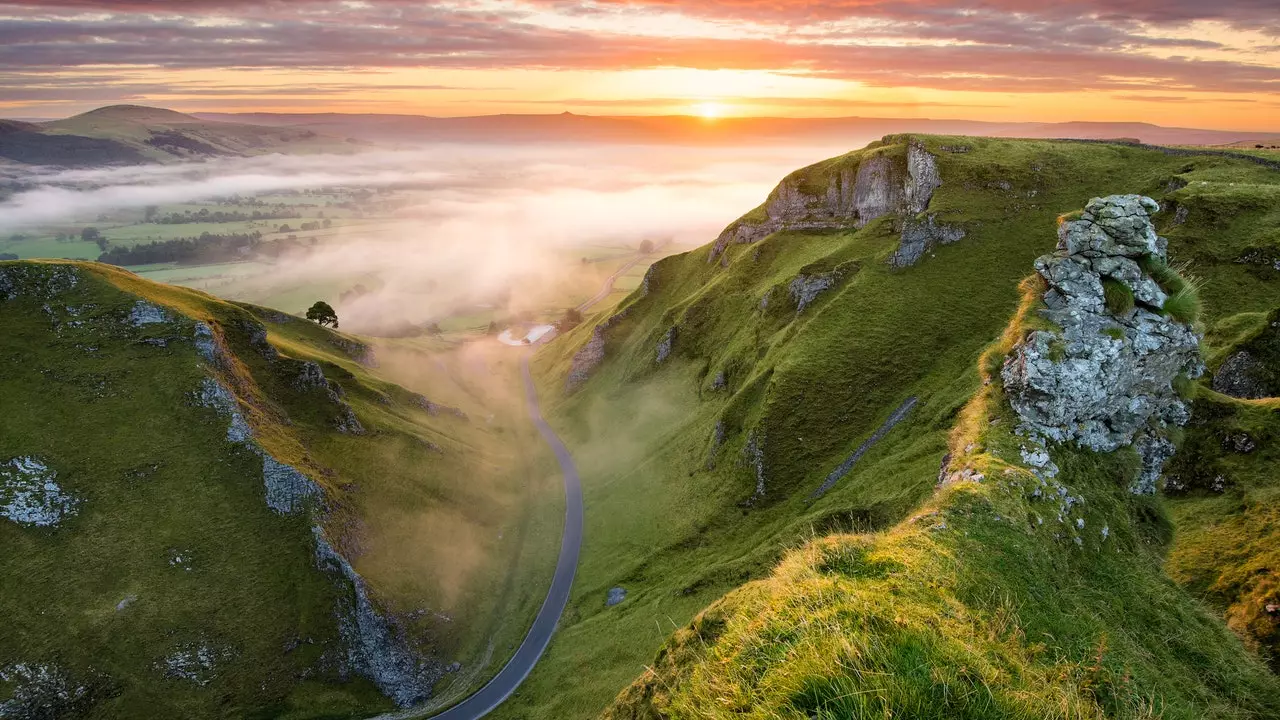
708;140;945;262
1002;195;1204;494
566;308;630;391
655;326;677;364
314;528;440;707
1211;311;1278;399
0;457;80;528
889;214;966;268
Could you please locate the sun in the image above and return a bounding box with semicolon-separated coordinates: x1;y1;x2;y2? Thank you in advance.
694;101;722;119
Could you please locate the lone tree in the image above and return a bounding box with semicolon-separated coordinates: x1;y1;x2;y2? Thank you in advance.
306;301;339;328
560;307;583;329
639;239;655;254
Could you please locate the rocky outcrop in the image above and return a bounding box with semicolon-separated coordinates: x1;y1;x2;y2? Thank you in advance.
262;456;322;515
889;214;966;268
567;308;631;391
0;663;94;718
655;326;677;364
314;527;441;707
0;456;80;528
1003;195;1204;494
708;140;944;262
128;300;169;327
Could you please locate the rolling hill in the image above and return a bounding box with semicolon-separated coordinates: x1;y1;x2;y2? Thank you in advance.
0;105;350;166
499;135;1280;718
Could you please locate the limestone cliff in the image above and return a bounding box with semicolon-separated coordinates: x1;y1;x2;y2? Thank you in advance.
1003;195;1204;494
708;139;954;264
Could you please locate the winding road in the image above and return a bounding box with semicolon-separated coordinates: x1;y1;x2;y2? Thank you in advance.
425;250;645;719
427;356;583;720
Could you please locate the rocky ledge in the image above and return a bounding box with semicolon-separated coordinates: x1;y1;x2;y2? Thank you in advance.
1003;195;1204;494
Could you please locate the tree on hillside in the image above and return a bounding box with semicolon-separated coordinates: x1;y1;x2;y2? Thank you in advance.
639;239;655;254
306;301;339;328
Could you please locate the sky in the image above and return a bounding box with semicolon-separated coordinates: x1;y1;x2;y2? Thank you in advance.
1;0;1278;129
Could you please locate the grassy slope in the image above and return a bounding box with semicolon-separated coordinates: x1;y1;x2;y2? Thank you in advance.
0;261;558;718
39;105;348;162
500;136;1280;718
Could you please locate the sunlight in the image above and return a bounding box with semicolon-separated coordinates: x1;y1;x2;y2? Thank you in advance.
695;101;722;119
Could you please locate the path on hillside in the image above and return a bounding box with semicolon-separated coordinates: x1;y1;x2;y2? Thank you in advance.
424;355;583;720
576;254;643;312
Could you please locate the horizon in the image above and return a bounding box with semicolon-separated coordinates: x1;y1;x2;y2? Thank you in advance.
1;1;1278;131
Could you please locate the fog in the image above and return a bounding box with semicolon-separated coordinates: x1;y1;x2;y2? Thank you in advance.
0;142;849;331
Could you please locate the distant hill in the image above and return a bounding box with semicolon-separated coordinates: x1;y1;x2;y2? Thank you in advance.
0;105;350;166
195;110;1280;148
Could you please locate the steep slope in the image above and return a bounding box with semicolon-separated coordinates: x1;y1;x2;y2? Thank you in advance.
500;135;1280;718
1;105;348;166
0;261;553;718
604;215;1278;717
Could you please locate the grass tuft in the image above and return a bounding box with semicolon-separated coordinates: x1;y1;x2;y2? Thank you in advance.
1102;279;1136;315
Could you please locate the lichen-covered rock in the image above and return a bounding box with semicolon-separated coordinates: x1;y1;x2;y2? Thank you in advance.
0;663;93;718
295;361;329;391
262;456;321;514
1212;351;1268;399
194;377;252;443
128;300;169;327
0;263;79;303
1003;194;1203;494
606;587;627;607
193;322;218;364
334;403;365;435
157;643;231;686
655;326;677;364
566;309;630;390
1;457;80;528
313;527;440;707
708;139;942;262
788;272;838;312
889;214;966;268
237;318;279;360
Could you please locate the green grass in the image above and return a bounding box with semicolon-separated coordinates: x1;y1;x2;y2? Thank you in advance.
0;261;560;718
1103;278;1136;315
500;135;1280;719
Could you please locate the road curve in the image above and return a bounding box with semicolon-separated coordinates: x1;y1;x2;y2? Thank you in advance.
576;255;642;313
426;354;583;719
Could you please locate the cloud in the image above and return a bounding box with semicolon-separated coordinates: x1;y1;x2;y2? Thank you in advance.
0;0;1277;101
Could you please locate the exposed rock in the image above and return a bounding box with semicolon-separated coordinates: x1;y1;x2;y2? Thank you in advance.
237;318;278;360
313;527;440;707
889;214;965;268
334;404;365;435
294;361;329;391
0;663;93;718
606;587;628;607
116;594;137;612
743;430;767;504
708;139;943;262
128;300;169;327
1173;204;1189;225
1;457;80;528
710;371;727;391
194;377;251;443
262;456;322;515
788;272;838;312
655;326;677;364
1003;195;1203;494
330;337;377;367
157;643;230;686
566;309;631;390
0;264;79;303
705;420;727;470
193;322;218;364
810;397;918;500
410;394;467;420
640;264;657;297
1212;351;1268;399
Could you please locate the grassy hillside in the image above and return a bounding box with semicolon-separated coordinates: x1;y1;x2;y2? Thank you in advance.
0;260;559;718
501;135;1280;718
1;105;349;165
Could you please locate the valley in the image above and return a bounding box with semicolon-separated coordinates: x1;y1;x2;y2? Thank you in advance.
3;108;1280;720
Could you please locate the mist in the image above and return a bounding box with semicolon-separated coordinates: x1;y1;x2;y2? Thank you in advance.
0;142;849;331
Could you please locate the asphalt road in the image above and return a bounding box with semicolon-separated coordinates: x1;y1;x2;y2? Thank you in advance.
576;255;642;312
426;354;583;719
